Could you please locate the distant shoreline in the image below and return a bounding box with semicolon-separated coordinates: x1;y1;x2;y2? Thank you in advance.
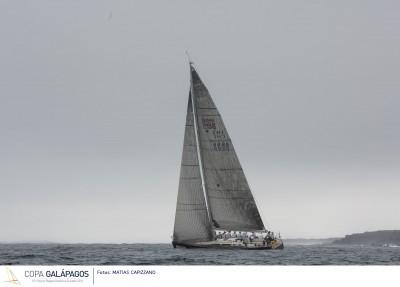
333;230;400;246
1;230;399;246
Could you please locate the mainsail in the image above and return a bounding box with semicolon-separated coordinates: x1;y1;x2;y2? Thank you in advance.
190;65;265;231
173;94;214;243
173;64;265;244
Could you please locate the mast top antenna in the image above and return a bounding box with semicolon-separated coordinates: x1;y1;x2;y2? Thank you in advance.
185;50;194;66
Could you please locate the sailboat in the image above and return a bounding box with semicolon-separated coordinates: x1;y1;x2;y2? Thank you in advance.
172;62;284;250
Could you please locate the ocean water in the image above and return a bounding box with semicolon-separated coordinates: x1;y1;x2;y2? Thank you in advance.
0;243;399;265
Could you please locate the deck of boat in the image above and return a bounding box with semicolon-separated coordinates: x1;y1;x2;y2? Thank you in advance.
173;238;284;250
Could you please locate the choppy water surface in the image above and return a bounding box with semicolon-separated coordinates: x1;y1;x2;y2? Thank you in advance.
0;243;399;265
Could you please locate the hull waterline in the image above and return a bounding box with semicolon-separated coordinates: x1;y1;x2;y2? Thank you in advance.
172;239;284;250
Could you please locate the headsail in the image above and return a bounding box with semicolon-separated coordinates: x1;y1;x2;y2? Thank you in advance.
190;65;265;231
173;93;214;243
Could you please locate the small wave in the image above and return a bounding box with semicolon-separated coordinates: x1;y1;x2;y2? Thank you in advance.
59;256;74;260
382;244;400;248
20;254;36;259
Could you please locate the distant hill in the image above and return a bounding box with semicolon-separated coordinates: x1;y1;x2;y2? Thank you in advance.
333;230;400;246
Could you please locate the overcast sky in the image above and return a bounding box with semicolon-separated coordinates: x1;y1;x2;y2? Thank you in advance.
1;0;399;243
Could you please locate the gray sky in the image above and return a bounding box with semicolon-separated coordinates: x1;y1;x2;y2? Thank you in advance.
1;0;399;243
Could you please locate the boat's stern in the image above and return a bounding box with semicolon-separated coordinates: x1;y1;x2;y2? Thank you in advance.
271;238;284;250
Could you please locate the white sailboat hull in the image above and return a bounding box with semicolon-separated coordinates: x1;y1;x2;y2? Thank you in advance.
173;238;284;250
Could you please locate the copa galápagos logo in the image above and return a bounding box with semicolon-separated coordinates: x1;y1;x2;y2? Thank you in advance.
0;268;20;285
24;269;89;278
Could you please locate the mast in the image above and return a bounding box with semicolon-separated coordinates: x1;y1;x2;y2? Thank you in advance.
189;62;214;231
